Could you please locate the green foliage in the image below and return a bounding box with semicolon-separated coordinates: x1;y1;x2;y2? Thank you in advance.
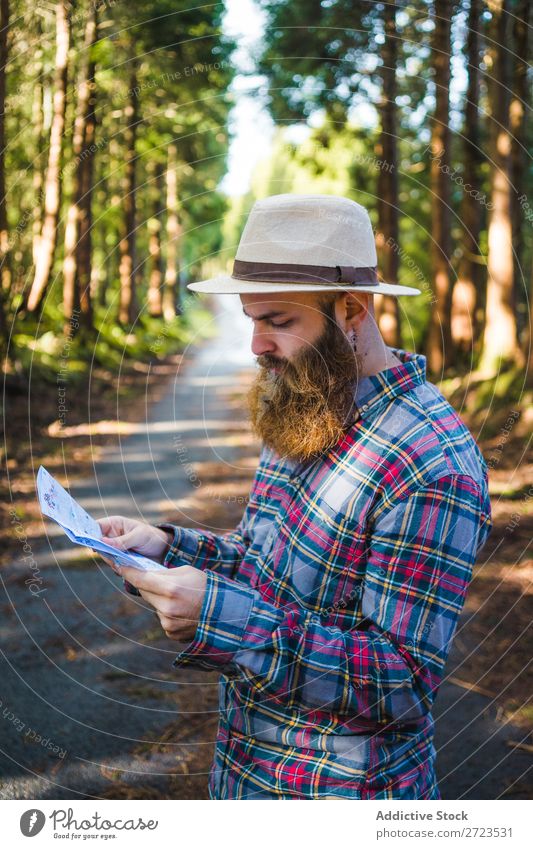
92;297;215;367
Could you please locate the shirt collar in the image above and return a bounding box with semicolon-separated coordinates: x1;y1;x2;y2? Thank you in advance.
352;347;427;420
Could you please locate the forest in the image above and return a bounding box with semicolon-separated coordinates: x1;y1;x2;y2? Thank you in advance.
0;0;531;403
1;0;234;376
0;0;532;803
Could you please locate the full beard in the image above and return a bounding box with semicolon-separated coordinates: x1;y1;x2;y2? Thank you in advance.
246;311;363;462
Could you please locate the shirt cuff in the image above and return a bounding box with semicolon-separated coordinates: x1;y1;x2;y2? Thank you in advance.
171;570;255;674
122;522;182;595
155;522;183;568
155;522;207;569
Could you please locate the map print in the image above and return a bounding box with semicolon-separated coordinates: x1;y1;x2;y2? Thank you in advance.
36;466;166;572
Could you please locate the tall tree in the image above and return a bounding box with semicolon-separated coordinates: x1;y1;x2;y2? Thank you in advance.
479;0;521;374
118;57;139;326
526;263;533;386
63;2;98;330
76;18;97;330
426;0;453;374
163;142;180;320
452;0;484;356
147;160;164;318
27;0;70;313
31;14;45;268
374;0;400;347
509;0;531;341
0;0;9;346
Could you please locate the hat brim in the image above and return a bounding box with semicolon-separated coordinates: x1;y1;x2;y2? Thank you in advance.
187;274;421;297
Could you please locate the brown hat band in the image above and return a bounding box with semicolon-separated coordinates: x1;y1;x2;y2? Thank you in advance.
232;259;378;286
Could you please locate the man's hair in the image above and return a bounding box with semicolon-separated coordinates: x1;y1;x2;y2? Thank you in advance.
316;291;342;320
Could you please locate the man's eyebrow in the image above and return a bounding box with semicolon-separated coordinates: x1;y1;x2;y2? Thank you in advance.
241;308;291;321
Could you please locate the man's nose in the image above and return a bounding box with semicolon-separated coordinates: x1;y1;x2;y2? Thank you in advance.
251;327;276;357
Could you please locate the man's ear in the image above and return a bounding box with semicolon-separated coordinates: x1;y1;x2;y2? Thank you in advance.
341;292;369;330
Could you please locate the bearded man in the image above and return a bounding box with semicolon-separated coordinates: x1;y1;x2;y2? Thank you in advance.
98;194;492;800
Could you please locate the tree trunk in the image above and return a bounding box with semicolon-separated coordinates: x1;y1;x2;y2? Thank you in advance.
479;0;521;374
163;143;181;320
63;5;97;331
118;60;139;326
374;0;400;348
96;133;118;308
526;264;533;387
148;161;164;318
0;0;9;346
426;0;453;375
95;161;108;307
509;0;531;343
77;39;97;329
0;0;10;289
32;14;45;268
451;0;483;356
27;1;70;313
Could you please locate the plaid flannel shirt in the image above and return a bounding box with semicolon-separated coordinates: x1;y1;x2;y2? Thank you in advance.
140;348;492;799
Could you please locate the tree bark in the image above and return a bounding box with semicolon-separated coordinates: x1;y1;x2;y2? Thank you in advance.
452;0;484;356
77;36;97;329
509;0;531;342
63;4;97;331
27;1;70;313
32;14;45;268
148;161;164;318
426;0;453;375
0;0;9;345
118;60;139;326
479;0;521;374
374;0;400;348
96;133;118;308
526;263;533;387
163;143;181;320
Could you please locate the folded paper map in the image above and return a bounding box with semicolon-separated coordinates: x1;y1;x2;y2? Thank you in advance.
37;466;166;572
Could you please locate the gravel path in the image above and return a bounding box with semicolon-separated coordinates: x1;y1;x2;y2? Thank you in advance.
1;296;529;799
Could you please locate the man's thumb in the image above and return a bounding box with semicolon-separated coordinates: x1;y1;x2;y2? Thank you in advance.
101;531;136;551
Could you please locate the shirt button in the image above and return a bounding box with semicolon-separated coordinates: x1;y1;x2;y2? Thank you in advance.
362;404;369;412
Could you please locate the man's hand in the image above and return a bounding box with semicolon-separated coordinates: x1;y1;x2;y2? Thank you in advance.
112;563;207;641
97;516;172;563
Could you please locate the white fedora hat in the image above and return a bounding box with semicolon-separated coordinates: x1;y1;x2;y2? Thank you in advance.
187;193;421;296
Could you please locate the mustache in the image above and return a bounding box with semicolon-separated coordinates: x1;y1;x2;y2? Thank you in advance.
256;354;286;370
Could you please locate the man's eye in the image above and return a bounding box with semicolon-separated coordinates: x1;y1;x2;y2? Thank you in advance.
270;320;293;328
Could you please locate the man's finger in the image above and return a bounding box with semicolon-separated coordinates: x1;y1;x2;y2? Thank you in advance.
117;564;172;594
101;529;142;552
125;584;183;619
93;551;119;571
97;518;119;537
100;536;122;549
100;534;127;549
